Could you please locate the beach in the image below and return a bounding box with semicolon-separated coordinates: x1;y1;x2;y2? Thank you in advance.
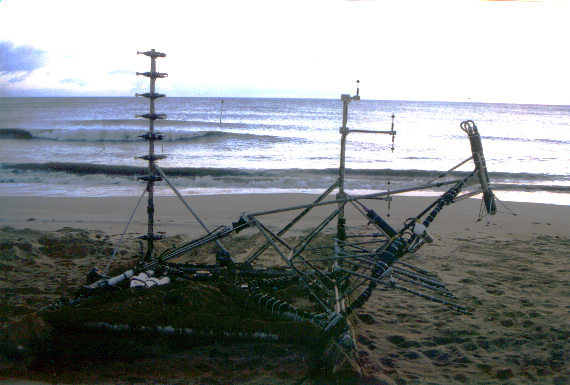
1;193;569;384
1;194;568;239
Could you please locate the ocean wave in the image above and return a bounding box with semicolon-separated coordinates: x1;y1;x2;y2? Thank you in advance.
493;184;570;194
0;128;33;139
440;134;570;146
60;119;255;132
3;162;569;181
481;135;570;146
2;163;569;195
0;127;264;142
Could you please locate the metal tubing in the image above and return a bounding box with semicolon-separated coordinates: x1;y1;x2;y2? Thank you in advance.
425;156;473;185
349;200;390;237
250;218;333;303
290;203;347;262
453;189;484;203
251;219;332;311
249;180;461;218
136;49;167;261
136;226;234;271
245;180;338;264
392;267;447;288
251;219;292;266
154;165;229;255
250;218;293;251
336;238;387;252
391;274;456;298
145;54;158;260
395;260;433;276
391;282;469;313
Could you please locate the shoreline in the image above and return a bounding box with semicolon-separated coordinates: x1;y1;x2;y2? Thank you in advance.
1;181;569;206
1;194;568;240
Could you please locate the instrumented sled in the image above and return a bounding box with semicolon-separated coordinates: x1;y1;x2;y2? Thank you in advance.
44;49;515;374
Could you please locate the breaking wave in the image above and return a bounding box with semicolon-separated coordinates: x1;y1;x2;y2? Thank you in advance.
2;162;569;195
0;126;264;142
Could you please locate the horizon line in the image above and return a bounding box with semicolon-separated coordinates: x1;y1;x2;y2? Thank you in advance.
1;95;568;107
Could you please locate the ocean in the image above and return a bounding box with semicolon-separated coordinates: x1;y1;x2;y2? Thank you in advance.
1;97;569;205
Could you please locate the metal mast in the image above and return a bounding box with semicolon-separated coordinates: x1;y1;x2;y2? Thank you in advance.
135;49;168;261
336;81;396;241
337;81;361;241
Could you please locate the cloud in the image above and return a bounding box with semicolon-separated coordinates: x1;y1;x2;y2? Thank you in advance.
60;78;88;86
0;41;47;74
108;69;133;75
7;73;31;84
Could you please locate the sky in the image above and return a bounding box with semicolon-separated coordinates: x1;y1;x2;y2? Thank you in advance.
0;0;569;105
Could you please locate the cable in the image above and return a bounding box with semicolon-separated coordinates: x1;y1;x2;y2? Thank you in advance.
103;186;147;275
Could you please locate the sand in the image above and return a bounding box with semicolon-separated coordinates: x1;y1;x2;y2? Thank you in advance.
1;193;569;384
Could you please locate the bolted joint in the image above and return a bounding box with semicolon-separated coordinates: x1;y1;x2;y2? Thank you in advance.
135;113;167;120
139;133;166;141
138;175;163;182
137;50;166;58
139;233;165;241
136;93;166;100
138;154;168;162
136;71;168;79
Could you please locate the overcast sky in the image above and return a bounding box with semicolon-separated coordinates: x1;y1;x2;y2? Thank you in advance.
0;0;568;104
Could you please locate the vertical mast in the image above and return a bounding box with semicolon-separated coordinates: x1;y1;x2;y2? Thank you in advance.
336;81;397;240
135;49;168;261
337;80;360;241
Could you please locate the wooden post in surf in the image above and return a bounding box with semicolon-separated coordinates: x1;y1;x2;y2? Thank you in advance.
135;49;168;261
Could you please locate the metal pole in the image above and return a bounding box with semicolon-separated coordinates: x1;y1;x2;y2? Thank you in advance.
336;82;360;242
337;96;351;241
248;180;463;218
339;102;349;197
146;50;157;261
245;180;338;264
136;49;167;261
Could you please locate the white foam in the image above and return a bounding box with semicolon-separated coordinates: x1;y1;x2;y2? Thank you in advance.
30;128;210;142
